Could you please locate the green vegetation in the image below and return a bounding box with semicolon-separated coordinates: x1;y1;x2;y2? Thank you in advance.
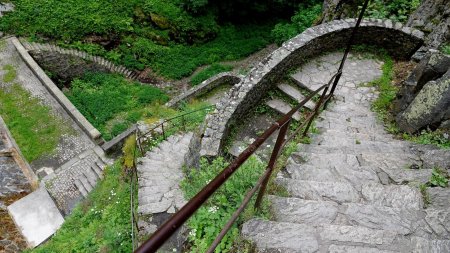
190;64;233;86
65;73;168;140
181;156;268;252
0;84;72;162
429;168;449;188
271;1;322;44
441;43;450;55
361;46;450;149
366;0;421;22
29;162;134;253
2;65;17;83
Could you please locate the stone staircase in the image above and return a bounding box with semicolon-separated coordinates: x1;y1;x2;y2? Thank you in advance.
19;39;139;80
42;147;111;215
241;52;450;252
137;133;193;217
73;158;106;198
265;81;316;121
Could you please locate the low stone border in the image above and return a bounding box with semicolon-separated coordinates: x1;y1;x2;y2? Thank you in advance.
11;37;103;143
200;19;425;157
166;72;242;108
0;116;39;189
101;125;138;156
19;39;138;80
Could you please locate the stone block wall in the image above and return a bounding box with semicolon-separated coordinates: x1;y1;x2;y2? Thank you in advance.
200;19;425;157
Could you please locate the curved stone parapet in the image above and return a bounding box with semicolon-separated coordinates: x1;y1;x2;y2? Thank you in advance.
166;72;242;108
200;19;425;157
19;39;139;80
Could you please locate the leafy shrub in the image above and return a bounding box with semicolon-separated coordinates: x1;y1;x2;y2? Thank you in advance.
366;0;421;22
0;84;72;162
181;156;266;252
65;73;168;139
0;0;139;41
271;1;322;45
441;43;450;55
190;64;233;86
429;168;449;188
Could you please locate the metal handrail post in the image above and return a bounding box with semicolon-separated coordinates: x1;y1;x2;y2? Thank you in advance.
325;0;370;107
254;119;290;210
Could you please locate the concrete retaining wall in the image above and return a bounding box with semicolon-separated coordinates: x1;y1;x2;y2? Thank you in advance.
11;37;103;143
200;19;425;157
166;72;242;108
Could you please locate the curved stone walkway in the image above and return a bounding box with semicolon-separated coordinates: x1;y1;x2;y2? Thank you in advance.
242;52;450;252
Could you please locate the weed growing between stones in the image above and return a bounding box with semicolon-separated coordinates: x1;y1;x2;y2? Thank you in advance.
442;43;450;55
0;84;73;162
429;168;449;188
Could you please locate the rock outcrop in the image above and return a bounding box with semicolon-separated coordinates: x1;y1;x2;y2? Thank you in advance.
407;0;450;59
395;51;450;133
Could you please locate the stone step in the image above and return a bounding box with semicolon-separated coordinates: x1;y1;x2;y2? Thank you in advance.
317;128;392;142
83;166;99;186
427;187;450;210
291;72;324;93
74;179;88;198
265;99;301;121
277;83;316;110
301;141;411;155
267;197;431;237
277;178;423;210
290;151;420;171
284;163;380;191
78;174;93;193
275;178;361;203
91;163;104;179
242;219;438;252
312;135;408;149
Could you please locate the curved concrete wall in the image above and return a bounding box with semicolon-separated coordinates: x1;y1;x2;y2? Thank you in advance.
200;18;425;157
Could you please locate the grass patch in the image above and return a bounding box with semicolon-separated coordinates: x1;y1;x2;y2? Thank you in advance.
362;47;450;149
190;63;233;86
65;72;169;140
2;64;17;83
181;156;269;252
0;84;72;162
28;161;133;253
441;43;450;55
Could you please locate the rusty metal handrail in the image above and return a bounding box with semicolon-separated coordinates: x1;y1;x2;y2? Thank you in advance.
136;0;370;250
137;105;214;141
135;83;328;253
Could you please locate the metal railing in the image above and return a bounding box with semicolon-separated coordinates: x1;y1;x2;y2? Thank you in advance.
136;0;370;251
127;105;215;251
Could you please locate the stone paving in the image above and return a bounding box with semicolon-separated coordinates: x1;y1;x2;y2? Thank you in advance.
242;52;450;252
0;37;95;173
137;133;193;251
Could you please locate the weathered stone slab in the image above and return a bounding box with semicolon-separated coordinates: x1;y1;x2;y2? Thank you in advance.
361;183;423;209
7;188;65;247
277;83;316;110
270;196;339;225
276;178;360;203
266;99;301;121
242;219;319;252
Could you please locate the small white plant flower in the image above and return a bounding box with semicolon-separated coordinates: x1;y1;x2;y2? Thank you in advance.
189;229;197;237
208;206;219;214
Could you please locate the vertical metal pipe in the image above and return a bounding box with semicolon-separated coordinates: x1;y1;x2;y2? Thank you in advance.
327;0;371;100
161;123;165;139
254;120;290;210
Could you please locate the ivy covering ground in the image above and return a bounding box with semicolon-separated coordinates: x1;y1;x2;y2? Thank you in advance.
65;73;169;140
